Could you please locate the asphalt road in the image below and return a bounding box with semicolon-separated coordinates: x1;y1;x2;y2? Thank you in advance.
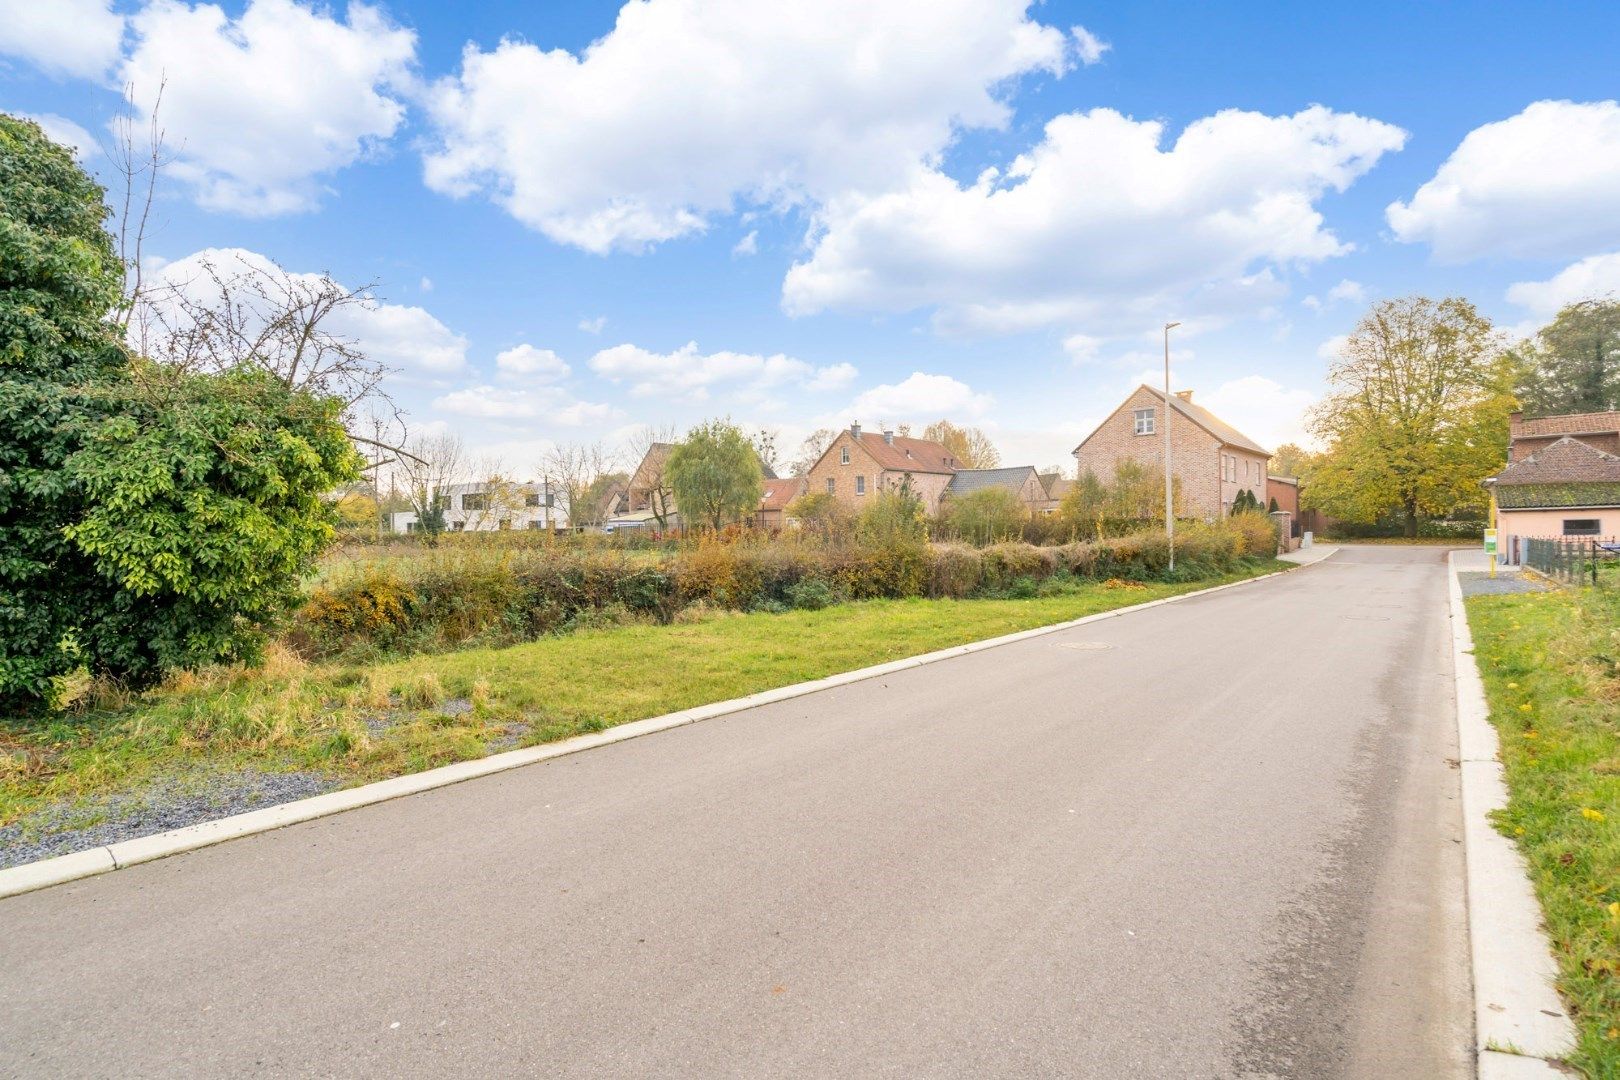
0;546;1471;1078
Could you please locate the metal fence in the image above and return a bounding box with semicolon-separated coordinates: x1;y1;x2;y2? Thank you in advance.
1523;537;1620;586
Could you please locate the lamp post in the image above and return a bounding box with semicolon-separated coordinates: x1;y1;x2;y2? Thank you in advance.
1163;321;1181;572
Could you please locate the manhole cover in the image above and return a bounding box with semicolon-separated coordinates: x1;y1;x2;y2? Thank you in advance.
1055;641;1114;651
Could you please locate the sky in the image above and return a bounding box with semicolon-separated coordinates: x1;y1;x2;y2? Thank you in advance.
3;0;1619;476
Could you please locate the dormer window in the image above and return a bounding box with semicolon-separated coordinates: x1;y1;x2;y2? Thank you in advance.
1133;408;1155;435
840;446;851;465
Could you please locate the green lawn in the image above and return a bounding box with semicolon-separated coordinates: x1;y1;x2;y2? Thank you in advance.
2;561;1285;839
1467;587;1620;1076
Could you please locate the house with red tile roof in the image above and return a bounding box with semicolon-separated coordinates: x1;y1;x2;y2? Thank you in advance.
803;423;962;516
1485;409;1620;562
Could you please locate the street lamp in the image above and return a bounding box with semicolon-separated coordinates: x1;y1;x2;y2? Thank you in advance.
1163;321;1181;572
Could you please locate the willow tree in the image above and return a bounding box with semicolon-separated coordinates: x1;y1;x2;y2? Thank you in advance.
1307;296;1514;536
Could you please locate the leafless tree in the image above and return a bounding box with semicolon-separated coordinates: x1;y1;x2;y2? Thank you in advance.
787;427;836;476
543;442;612;528
394;433;467;536
625;425;680;527
110;82;413;470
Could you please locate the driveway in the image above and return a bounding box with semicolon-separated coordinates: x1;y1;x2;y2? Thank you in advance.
0;546;1470;1078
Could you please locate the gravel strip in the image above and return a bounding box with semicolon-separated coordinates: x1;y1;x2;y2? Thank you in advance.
1457;571;1552;597
0;770;338;870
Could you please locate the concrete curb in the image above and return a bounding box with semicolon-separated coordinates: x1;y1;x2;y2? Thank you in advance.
1447;551;1576;1075
1;558;1322;901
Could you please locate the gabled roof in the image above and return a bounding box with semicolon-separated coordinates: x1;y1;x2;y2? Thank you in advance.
840;431;959;474
759;477;801;511
947;466;1039;495
1512;410;1620;440
1488;436;1620;487
1072;385;1270;458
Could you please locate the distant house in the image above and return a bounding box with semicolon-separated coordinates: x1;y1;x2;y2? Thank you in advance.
804;423;961;516
1073;386;1270;520
1485;409;1620;562
391;480;568;534
755;477;803;530
946;466;1050;514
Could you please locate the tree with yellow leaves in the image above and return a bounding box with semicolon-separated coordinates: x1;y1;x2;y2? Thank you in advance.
1307;296;1515;537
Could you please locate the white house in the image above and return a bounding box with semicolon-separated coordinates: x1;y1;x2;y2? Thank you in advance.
391;481;569;534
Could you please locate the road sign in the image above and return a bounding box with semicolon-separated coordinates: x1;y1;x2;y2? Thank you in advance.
1483;529;1497;555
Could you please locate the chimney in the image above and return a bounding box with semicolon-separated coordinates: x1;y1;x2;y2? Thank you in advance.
850;421;862;438
1174;390;1194;402
883;429;895;445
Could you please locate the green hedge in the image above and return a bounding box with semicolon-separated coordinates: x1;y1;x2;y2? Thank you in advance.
294;516;1279;660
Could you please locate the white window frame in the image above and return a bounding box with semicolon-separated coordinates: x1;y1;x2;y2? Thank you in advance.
856;475;867;496
1132;407;1155;436
840;446;851;465
826;477;835;494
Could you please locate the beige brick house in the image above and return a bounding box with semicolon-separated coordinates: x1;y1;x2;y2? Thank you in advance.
1072;386;1270;519
805;423;960;516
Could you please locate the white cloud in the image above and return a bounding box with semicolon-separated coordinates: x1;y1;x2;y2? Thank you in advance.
1063;333;1103;364
588;341;856;401
1301;278;1364;312
1316;334;1348;361
120;0;416;215
783;106;1406;337
0;0;124;79
20;113;98;159
1196;375;1315;452
420;0;1074;252
1387;100;1620;263
142;247;467;374
419;276;434;292
433;384;621;425
1506;252;1620;317
495;344;571;382
732;230;759;257
578;316;607;334
846;371;992;424
1070;25;1109;66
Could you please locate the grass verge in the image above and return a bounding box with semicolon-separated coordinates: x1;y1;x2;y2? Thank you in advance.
1467;587;1620;1076
2;561;1286;844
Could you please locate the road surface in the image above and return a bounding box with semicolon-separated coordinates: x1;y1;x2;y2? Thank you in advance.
0;546;1470;1078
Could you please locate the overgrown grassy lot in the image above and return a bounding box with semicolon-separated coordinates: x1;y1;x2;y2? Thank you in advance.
1;562;1284;841
1468;587;1620;1076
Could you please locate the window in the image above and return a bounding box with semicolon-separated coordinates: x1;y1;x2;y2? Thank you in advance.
528;521;544;530
1564;519;1602;536
840;446;851;465
462;492;488;511
856;475;867;495
432;494;451;511
1133;407;1155;435
525;492;540;507
449;521;466;532
498;519;512;530
826;477;836;494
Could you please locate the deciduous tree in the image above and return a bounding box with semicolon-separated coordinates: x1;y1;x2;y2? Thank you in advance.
922;419;1000;469
1512;298;1620;415
668;419;764;530
1307;296;1512;536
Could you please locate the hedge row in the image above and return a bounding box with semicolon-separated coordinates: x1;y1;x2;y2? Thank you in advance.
293;515;1279;660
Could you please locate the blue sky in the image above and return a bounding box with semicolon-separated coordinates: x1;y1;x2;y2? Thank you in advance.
3;0;1620;474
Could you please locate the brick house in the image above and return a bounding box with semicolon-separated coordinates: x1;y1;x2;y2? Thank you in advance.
1072;386;1270;520
1485;409;1620;563
804;423;960;516
755;477;802;530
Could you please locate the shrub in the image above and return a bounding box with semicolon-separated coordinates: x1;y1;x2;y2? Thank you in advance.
927;544;985;598
785;579;837;611
937;488;1027;545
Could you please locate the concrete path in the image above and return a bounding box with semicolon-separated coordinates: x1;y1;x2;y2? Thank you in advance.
0;547;1471;1078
